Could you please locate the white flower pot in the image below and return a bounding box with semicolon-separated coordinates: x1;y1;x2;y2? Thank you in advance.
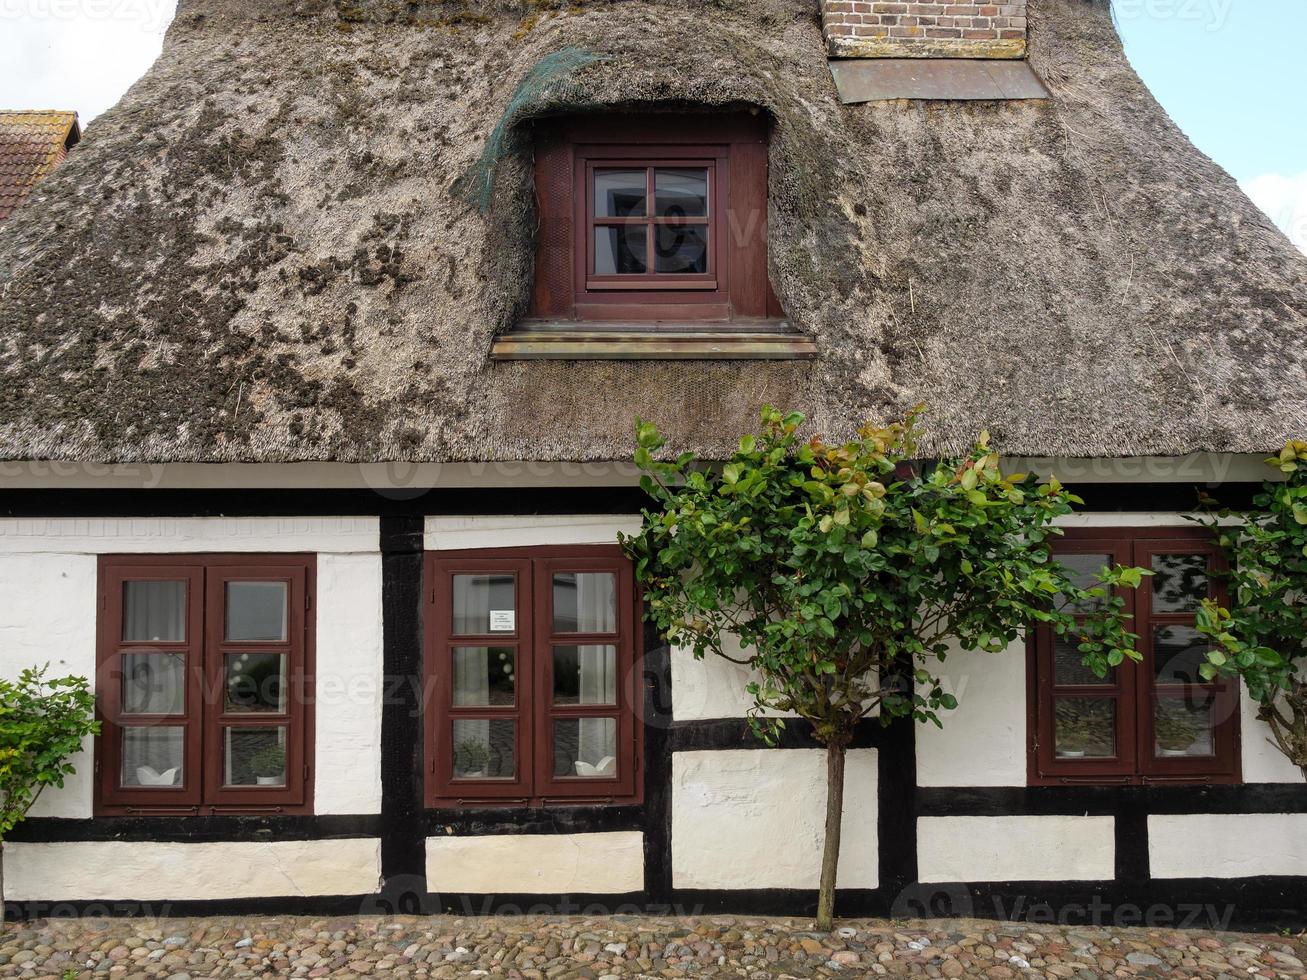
255;775;282;786
135;766;179;786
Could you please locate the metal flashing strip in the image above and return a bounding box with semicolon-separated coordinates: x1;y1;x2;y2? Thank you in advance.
830;58;1050;103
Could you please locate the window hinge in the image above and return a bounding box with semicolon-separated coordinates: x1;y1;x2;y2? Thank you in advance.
94;759;101;775
305;593;312;612
303;764;310;781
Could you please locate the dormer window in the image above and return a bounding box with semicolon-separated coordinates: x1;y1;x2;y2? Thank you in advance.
588;163;715;286
493;113;814;360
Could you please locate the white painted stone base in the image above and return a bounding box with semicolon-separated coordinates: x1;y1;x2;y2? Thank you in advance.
426;833;644;894
1149;813;1307;878
671;749;878;890
917;815;1115;882
4;839;381;901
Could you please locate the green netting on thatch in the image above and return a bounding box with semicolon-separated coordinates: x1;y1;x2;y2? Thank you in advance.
455;47;609;213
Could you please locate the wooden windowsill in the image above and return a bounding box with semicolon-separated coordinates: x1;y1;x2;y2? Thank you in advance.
490;320;816;361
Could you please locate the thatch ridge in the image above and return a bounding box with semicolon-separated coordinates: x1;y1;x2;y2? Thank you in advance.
0;0;1303;464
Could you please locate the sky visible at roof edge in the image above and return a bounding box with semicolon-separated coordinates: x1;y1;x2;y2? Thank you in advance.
0;0;1303;254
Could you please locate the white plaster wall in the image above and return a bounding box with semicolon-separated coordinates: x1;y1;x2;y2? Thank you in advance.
425;515;642;551
1052;513;1237;528
0;518;384;818
1241;682;1307;784
915;639;1026;787
1150;813;1307;878
4;839;380;901
0;517;378;554
0;552;98;818
314;553;384;814
670;636;796;721
672;749;877;889
426;833;644;893
917;815;1115;882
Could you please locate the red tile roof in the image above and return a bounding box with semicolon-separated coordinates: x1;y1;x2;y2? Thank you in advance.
0;111;81;223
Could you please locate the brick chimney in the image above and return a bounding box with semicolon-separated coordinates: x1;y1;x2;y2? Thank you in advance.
822;2;1027;59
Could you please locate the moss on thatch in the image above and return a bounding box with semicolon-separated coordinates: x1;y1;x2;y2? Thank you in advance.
0;0;1303;464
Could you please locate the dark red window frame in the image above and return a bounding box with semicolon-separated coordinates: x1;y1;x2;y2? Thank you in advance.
529;113;781;324
582;153;721;293
424;546;643;808
1028;527;1240;786
95;555;315;815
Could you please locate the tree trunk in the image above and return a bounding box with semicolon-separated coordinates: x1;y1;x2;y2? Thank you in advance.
816;741;847;932
1261;683;1307;781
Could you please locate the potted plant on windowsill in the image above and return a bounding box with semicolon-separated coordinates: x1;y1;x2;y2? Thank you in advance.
250;744;285;786
1056;707;1092;758
1058;740;1088;759
1156;711;1199;757
454;739;490;778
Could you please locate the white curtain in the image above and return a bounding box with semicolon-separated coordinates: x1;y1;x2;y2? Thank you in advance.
123;581;185;642
574;574;616;771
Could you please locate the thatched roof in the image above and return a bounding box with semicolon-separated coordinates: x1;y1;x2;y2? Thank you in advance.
0;0;1304;464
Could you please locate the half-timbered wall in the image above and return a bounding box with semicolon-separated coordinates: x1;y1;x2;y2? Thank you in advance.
0;473;1303;926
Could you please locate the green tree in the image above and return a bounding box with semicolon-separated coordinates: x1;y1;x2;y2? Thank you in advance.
622;407;1145;929
1195;440;1307;779
0;665;99;920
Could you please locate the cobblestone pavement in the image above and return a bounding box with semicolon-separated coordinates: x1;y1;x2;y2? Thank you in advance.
1;914;1305;979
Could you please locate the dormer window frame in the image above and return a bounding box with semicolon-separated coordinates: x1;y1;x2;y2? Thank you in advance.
495;112;813;360
580;152;723;296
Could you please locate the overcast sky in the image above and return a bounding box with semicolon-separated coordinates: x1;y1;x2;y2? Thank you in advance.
0;0;1303;252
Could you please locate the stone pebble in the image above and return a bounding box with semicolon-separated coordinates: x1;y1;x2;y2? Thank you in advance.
0;913;1302;978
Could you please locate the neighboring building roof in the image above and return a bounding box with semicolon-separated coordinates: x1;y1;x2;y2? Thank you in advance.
0;111;80;223
0;0;1303;465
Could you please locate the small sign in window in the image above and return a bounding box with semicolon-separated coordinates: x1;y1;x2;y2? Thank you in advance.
489;610;516;633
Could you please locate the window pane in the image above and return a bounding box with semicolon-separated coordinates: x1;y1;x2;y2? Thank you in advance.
1151;554;1210;613
452;719;515;779
224;652;288;713
225;582;288;642
554;717;618;778
121;726;184;787
1053;554;1111;613
1053;635;1109;687
224;727;288;786
553;645;618;705
655;168;708;218
452;574;516;635
655;223;709;275
121;653;186;714
595;225;648;275
1053;698;1116;759
1154;626;1211;684
453;647;516;706
553;572;617;633
593;169;646;217
122;581;186;642
1155;697;1215;757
